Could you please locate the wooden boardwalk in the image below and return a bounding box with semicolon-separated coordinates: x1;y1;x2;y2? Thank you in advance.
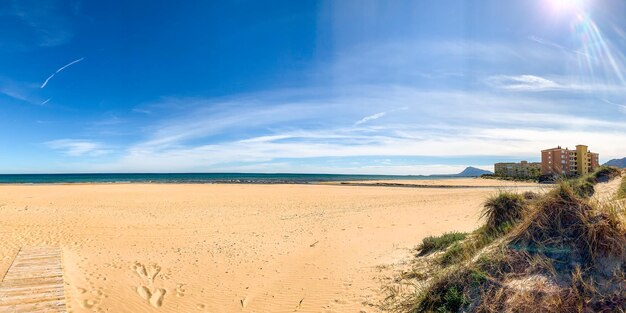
0;247;67;313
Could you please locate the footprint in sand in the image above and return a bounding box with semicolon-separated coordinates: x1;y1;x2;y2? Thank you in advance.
137;286;151;301
80;299;96;309
76;286;105;310
150;288;167;308
176;284;185;297
136;286;167;308
147;264;161;282
133;261;167;307
133;262;161;283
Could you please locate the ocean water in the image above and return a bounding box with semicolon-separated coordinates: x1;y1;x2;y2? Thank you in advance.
0;173;454;184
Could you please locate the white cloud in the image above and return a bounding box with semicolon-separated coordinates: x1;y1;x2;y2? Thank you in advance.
485;75;561;91
485;74;626;93
59;86;622;173
355;112;386;125
39;55;626;174
55;121;626;173
46;139;110;157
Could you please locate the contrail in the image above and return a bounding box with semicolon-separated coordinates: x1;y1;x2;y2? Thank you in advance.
41;98;52;105
40;57;84;89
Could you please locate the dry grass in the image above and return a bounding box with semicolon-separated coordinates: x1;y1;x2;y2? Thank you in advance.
591;166;622;183
417;232;468;256
568;166;622;198
482;192;527;232
510;183;626;265
618;176;626;200
381;179;626;312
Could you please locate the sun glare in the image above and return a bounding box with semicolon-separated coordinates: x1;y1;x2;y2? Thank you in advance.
547;0;585;13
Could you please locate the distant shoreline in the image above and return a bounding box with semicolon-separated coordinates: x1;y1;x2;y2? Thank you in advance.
0;173;475;185
330;182;543;189
0;178;544;190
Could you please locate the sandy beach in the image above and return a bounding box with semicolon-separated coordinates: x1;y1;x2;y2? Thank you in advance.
0;179;542;312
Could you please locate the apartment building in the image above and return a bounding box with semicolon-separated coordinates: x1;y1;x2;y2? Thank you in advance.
494;161;541;178
541;145;599;176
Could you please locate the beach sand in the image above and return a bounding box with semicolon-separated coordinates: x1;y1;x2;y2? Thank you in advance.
0;179;541;312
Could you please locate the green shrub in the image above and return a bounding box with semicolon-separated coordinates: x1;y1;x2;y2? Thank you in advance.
437;226;511;267
418;232;468;256
440;286;468;312
468;269;488;287
415;268;479;313
591;166;621;182
439;242;465;266
570;179;595;198
566;166;621;198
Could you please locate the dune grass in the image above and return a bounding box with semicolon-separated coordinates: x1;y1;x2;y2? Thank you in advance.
510;182;625;265
481;192;527;232
566;166;622;198
590;166;622;182
417;232;468;256
618;176;626;200
382;182;626;313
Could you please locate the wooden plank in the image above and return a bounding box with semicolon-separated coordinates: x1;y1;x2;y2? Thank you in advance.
0;247;67;313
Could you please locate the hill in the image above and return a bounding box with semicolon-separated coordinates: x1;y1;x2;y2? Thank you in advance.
453;166;493;177
604;157;626;168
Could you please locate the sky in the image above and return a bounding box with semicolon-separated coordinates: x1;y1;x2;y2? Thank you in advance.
1;0;625;175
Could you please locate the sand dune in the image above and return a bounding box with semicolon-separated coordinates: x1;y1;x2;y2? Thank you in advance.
0;180;542;312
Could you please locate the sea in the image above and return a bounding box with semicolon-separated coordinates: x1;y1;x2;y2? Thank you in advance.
0;173;453;184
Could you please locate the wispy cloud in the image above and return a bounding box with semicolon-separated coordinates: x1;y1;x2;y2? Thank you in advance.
355;112;386;125
529;36;593;59
42;85;626;173
45;139;110;157
601;99;626;114
485;74;625;93
6;0;77;49
35;29;626;174
40;57;84;88
0;85;33;102
485;75;561;91
0;77;43;104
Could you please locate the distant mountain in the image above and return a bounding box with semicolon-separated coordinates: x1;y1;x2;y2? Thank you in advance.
604;157;626;168
453;166;493;177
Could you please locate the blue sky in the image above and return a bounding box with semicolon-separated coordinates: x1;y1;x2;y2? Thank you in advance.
1;0;625;174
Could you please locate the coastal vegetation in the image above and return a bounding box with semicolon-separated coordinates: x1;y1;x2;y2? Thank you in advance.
568;166;622;198
417;232;468;256
483;165;622;186
481;192;527;231
618;176;626;200
382;168;625;312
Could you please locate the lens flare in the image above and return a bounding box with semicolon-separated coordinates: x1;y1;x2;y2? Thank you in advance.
544;0;626;89
547;0;585;12
570;12;626;86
